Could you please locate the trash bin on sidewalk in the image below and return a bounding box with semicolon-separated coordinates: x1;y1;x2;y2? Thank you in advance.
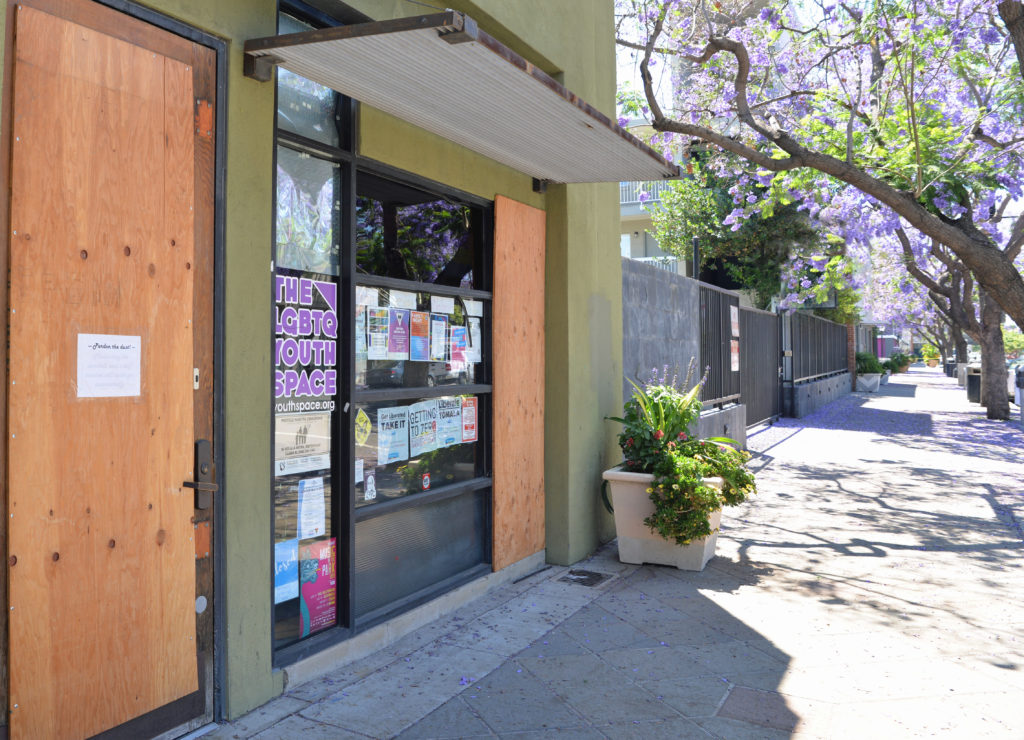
944;360;956;377
1016;367;1024;407
967;366;982;404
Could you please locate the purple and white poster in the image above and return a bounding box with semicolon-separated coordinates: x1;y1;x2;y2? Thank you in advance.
274;275;338;404
387;308;410;360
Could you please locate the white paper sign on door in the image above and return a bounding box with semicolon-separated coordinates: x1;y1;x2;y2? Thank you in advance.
77;333;142;398
297;477;326;539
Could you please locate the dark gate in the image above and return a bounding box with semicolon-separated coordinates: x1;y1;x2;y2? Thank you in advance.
739;307;781;426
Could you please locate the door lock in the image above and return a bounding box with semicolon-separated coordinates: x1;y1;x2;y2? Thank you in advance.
183;439;218;509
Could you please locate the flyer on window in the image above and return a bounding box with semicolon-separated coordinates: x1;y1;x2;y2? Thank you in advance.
274;539;299;603
299;538;336;637
450;325;468;369
410;311;430;362
429;313;448;362
297;477;326;539
377;406;409;463
367;307;389;360
408;399;438;457
466;317;482;364
461;396;478;443
274;411;331;477
387;308;410;360
355;305;367;360
436;396;462;447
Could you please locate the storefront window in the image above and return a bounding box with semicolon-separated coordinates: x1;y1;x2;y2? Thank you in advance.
272;6;492;655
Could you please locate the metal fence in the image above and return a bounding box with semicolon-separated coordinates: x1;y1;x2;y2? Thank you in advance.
631;256;679;273
619;180;673;205
739;307;782;426
789;311;848;382
699;284;741;405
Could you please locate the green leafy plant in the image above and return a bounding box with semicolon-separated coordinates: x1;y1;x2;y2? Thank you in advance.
921;343;940;360
889;352;911;371
882;359;896;373
856;351;884;375
607;363;756;544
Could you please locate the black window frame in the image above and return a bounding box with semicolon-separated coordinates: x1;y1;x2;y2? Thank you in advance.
272;0;495;666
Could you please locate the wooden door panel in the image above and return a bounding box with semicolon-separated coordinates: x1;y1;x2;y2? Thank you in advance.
7;6;197;739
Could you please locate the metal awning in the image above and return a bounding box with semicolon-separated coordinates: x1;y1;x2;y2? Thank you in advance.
244;12;680;185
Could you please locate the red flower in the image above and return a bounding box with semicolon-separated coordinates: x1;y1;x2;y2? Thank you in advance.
626;437;634;447
667;441;676;450
654;430;665;440
678;432;688;440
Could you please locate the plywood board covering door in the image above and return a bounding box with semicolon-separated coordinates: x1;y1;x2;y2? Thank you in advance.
6;6;197;738
492;196;546;571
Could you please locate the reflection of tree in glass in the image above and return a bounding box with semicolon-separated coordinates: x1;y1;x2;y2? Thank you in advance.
277;163;337;274
400;444;472;494
357;198;474;286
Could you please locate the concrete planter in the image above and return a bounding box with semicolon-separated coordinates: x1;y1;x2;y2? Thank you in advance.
856;373;882;392
601;467;723;571
880;371;890;385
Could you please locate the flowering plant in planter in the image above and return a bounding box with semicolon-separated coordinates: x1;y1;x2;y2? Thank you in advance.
606;365;756;546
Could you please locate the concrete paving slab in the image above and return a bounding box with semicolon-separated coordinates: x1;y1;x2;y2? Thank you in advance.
460;662;585;733
392;696;492;739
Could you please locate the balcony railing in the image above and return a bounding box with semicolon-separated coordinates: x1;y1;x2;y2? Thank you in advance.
620;180;673;205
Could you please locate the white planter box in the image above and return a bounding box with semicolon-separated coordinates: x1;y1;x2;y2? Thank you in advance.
856;373;881;392
601;467;723;571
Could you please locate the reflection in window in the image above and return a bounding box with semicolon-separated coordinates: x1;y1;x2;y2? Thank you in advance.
355;175;477;286
277;146;340;275
276;14;341;147
354;396;479;507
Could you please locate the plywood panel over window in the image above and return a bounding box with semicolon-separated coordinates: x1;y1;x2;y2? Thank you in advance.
492;196;545;570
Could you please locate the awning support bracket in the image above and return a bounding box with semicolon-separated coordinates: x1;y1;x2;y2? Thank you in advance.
244;53;282;82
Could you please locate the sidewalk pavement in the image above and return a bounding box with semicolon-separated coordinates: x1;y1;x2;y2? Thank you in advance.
208;366;1024;739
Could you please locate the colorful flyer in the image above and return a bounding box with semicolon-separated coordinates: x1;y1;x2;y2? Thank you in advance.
354;408;372;446
731;339;740;372
274;539;299;603
430;313;449;362
466;317;482;364
390;289;417;309
450;325;468;369
367;307;389;360
297;477;326;539
355;304;367;359
436;396;462;447
462;396;478;443
275;411;331;477
377;406;409;463
408;399;438;457
431;295;455;314
410;311;430;362
387;308;410;360
299;538;336;637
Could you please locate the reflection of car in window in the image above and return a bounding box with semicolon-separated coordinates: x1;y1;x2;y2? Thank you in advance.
365;361;405;387
427;362;466;387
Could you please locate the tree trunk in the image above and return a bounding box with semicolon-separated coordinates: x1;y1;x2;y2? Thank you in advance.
953;326;968;364
978;291;1009;420
1000;2;1024;81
